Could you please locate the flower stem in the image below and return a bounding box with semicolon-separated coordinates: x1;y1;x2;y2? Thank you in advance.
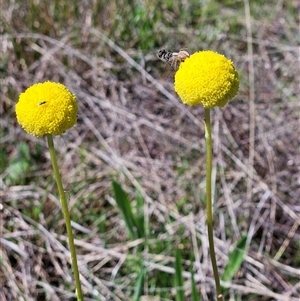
47;134;83;301
204;109;223;301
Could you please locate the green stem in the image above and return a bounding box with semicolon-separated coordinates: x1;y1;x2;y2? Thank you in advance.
47;134;83;301
204;109;223;301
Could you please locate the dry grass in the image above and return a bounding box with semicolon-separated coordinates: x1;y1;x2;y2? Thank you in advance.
1;0;300;300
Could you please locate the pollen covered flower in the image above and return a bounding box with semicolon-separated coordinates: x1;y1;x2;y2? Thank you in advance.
16;82;78;137
174;51;239;108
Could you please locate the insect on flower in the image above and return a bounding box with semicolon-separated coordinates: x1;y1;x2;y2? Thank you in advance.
157;48;190;71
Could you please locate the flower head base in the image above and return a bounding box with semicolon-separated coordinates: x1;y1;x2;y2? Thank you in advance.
174;51;239;108
16;82;78;137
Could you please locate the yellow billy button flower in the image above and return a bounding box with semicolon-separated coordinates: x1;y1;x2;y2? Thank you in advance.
16;82;78;137
174;50;239;108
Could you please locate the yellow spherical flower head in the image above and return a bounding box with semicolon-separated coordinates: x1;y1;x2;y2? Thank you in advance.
16;82;78;137
174;51;239;108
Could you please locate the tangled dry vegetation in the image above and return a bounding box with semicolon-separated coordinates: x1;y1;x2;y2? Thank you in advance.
1;1;300;300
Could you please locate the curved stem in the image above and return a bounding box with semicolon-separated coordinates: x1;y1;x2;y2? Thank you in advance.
47;134;83;301
204;109;223;301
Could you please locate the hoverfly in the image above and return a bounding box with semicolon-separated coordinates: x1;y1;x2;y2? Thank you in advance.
157;48;190;70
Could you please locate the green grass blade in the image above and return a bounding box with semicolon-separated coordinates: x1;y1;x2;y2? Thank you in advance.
132;267;146;301
221;236;247;285
112;179;143;240
175;249;185;301
135;190;145;238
